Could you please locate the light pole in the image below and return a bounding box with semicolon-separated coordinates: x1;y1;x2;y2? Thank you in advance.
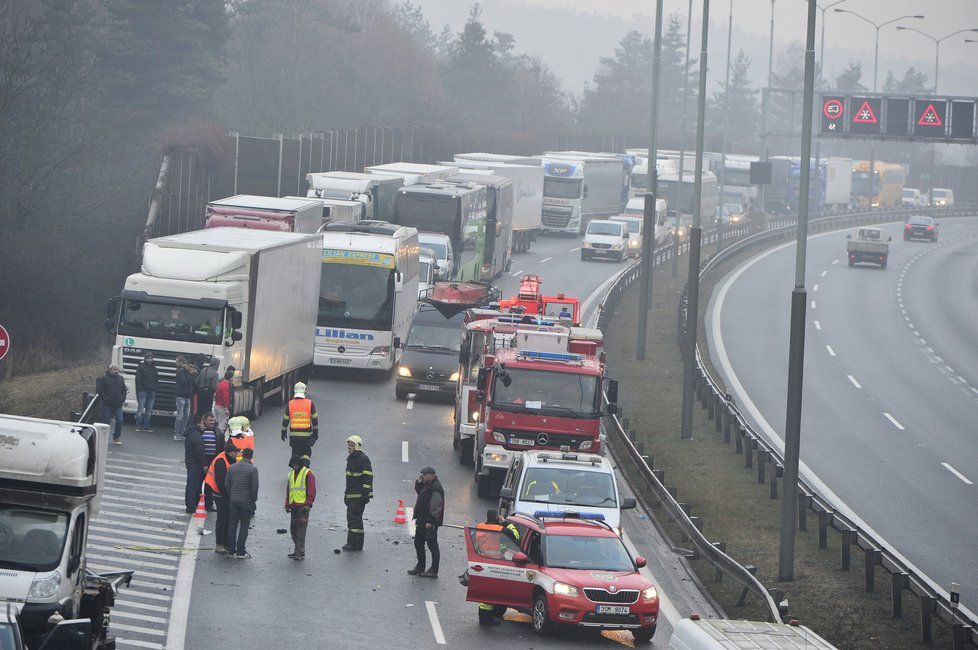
674;0;694;277
720;0;733;201
833;9;924;92
768;0;775;89
895;27;978;94
812;0;847;89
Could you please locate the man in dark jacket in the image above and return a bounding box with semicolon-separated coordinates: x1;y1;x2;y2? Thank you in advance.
183;416;207;513
343;435;373;552
134;353;158;432
174;356;197;440
225;447;259;558
409;466;444;578
196;359;220;418
96;364;128;444
200;412;225;512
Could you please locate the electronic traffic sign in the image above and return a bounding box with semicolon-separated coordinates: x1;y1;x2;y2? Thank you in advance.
849;97;882;136
819;93;977;143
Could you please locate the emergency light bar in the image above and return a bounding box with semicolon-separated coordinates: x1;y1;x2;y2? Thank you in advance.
495;314;560;327
518;350;583;362
533;511;606;521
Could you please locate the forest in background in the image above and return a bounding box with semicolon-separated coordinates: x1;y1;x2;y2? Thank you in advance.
0;0;965;374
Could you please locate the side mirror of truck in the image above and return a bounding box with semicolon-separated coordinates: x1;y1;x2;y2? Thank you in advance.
231;331;243;342
67;555;81;577
394;270;404;293
104;319;116;335
476;368;487;391
458;348;469;365
230;308;243;330
606;379;619;408
106;296;119;319
582;184;589;198
621;497;637;510
393;336;401;350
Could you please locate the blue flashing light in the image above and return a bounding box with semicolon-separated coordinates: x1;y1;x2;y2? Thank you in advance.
533;511;606;521
519;350;583;362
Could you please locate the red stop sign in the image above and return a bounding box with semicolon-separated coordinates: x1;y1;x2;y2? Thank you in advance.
0;324;9;361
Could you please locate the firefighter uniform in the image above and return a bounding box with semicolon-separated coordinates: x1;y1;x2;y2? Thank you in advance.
343;435;373;551
475;513;521;625
281;383;319;458
285;455;316;560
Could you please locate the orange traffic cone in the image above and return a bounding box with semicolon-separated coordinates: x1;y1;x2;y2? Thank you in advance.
393;499;407;524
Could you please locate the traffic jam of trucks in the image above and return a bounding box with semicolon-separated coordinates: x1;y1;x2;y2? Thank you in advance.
7;144;931;645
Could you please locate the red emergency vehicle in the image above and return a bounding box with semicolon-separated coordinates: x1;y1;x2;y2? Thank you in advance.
498;274;581;324
464;511;658;642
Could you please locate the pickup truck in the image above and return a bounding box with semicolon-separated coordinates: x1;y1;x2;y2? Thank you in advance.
846;227;891;269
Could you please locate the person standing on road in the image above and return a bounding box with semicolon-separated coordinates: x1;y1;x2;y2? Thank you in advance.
96;364;128;445
343;435;373;551
183;416;207;514
134;353;158;432
281;382;319;458
200;412;225;512
285;454;316;560
205;441;237;554
227;415;255;461
225;447;259;558
196;359;220;418
174;356;196;440
408;466;444;579
213;367;234;433
475;508;521;626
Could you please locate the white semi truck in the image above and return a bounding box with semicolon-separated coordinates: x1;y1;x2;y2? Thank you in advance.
365;162;458;185
204;195;325;234
538;154;626;234
305;171;404;222
0;415;131;649
106;228;322;419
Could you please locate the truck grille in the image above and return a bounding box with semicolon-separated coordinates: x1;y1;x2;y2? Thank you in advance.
120;349;189;415
495;428;600;452
590;243;612;249
584;588;639;604
542;207;572;229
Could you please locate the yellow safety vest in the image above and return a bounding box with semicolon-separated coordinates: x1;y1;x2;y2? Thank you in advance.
288;467;310;505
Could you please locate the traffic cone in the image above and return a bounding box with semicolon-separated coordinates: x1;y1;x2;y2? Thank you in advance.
393;499;407;524
193;494;207;519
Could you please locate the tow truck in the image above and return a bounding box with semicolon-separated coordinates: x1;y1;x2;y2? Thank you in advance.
498;275;581;324
464;323;617;498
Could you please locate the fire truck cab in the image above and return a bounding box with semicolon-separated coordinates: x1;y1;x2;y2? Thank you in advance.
498;275;581;324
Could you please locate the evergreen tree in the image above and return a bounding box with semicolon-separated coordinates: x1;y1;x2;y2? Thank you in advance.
834;60;866;92
709;50;758;150
578;30;653;139
881;67;930;94
659;13;698;148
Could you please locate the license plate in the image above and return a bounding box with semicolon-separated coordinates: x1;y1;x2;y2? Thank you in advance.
329;358;352;365
510;437;535;446
416;384;441;391
597;605;630;615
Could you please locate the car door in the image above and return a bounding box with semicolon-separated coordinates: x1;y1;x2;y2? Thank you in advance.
464;526;536;608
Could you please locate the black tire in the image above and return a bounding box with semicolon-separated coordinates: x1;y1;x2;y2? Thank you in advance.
458;437;474;466
249;380;264;419
881;257;888;269
476;472;492;498
580;252;588;261
531;593;553;636
633;626;657;643
618;251;626;263
848;259;854;267
395;385;408;401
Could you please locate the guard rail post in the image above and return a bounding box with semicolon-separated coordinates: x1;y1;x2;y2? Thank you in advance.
713;393;722;432
722;396;732;442
865;548;880;593
745;438;754;469
737;565;758;606
891;572;908;618
756;449;766;484
818;510;831;549
798;493;809;532
920;595;933;644
841;529;853;570
952;622;969;650
770;464;780;499
713;542;726;582
735;425;744;454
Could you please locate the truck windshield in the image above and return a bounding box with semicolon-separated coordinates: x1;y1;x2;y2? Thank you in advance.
396;194;460;238
851;171;879;196
319;260;393;330
520;468;616;507
405;323;462;352
492;368;601;417
0;507;69;572
723;168;752;186
118;300;225;344
658;180;695;213
544;178;582;200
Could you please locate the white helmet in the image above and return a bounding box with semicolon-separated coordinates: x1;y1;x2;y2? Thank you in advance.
294;382;307;397
346;435;363;450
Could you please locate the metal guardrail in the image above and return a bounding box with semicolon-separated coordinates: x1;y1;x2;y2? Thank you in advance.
596;207;978;645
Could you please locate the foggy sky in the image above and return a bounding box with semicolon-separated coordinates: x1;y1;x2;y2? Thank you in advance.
417;0;978;95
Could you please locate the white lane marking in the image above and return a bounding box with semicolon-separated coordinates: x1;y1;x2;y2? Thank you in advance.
540;256;552;263
825;345;835;357
402;441;409;463
164;506;200;649
811;300;816;309
821;270;828;276
814;320;821;330
112;623;166;637
883;413;905;430
813;284;819;292
510;269;524;276
831;259;839;265
941;463;974;485
407;396;415;410
847;375;862;388
114;638;164;649
570;246;582;252
425;601;447;645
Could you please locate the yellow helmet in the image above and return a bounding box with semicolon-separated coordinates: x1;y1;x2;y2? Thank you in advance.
227;416;242;431
346;435;363;450
238;416;251;429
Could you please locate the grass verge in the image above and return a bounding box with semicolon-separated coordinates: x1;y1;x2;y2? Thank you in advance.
605;249;948;649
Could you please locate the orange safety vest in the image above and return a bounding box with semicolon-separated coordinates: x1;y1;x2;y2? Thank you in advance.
228;434;255;461
287;398;313;434
204;452;231;494
475;522;504;557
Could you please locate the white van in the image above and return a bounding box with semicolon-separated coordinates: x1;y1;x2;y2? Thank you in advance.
901;188;924;208
498;450;636;534
418;232;455;281
929;188;954;207
669;616;838;650
581;219;629;262
417;247;437;299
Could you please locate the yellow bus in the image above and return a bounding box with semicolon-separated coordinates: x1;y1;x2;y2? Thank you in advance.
852;161;905;209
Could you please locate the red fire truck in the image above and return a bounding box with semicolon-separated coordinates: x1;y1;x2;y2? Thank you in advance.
498;274;581;324
458;322;616;498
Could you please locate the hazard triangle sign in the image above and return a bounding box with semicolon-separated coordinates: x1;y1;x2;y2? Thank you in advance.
917;104;942;126
853;101;878;123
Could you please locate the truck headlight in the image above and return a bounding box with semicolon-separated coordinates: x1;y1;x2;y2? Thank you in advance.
491;431;506;443
578;440;594;451
553;582;579;597
468;410;479;423
449;371;460;382
582;240;591;248
628;240;640;247
397;366;412;377
28;571;62;599
642;586;658;601
370;346;391;356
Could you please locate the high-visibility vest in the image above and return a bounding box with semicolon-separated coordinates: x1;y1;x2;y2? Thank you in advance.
288;467;310;505
288;398;313;434
204;453;231;494
228;433;255;460
475;522;504;556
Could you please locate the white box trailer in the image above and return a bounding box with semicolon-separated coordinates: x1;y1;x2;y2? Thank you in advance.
204;194;324;234
451;158;544;254
365;162;458;185
285;195;364;225
822;157;853;212
305;171;403;221
538;154;625;234
107;228;322;419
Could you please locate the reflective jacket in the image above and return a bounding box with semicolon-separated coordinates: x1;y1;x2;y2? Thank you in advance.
282;398;319;437
285;467;316;508
344;450;374;504
204;452;234;495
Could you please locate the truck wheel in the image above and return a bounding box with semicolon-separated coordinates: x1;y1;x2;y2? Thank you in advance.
581;252;588;262
458;437;474;466
249;380;264;419
476;472;492;498
395;385;408;401
881;258;887;269
848;259;854;268
633;626;657;643
531;593;554;636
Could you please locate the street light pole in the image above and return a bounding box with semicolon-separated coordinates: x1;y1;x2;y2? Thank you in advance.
810;0;845;220
896;27;978;94
720;0;733;203
674;0;695;277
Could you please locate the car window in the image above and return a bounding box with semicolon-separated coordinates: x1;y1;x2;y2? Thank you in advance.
519;467;616;507
542;533;633;570
908;216;932;225
420;240;447;259
469;528;522;561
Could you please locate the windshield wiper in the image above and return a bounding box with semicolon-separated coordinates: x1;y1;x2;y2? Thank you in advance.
537;405;585;418
0;560;44;571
